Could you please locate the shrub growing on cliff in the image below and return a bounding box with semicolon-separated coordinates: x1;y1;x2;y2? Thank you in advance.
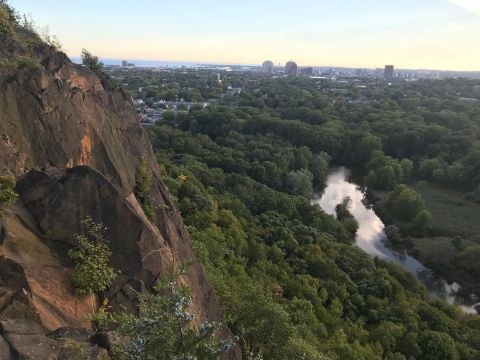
68;217;117;295
111;267;236;359
81;48;103;71
0;1;17;36
0;176;17;218
135;156;157;220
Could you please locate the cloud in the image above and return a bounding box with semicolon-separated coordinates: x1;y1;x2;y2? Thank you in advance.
448;0;480;15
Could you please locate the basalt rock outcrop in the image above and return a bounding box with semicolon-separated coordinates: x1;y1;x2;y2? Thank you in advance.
0;30;238;359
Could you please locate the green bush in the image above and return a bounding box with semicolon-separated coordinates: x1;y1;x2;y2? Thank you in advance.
419;330;459;360
0;56;41;70
0;1;17;36
135;156;157;220
336;197;359;236
62;339;94;360
81;48;103;71
385;225;402;244
387;185;430;222
111;267;236;359
68;217;117;295
285;169;313;197
0;176;17;218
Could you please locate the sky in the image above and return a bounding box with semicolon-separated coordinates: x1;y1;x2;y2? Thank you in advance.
7;0;480;71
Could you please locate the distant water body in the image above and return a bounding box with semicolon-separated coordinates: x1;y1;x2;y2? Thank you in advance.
70;57;254;68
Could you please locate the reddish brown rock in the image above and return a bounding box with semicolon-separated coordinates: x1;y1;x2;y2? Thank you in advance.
0;26;239;359
0;135;26;177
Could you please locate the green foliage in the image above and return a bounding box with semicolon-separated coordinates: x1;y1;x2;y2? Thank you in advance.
419;331;459;360
89;298;111;332
111;267;236;360
335;196;352;220
111;70;480;359
369;321;406;353
357;135;383;164
455;246;480;278
0;1;16;36
364;151;405;190
68;217;117;295
142;119;480;359
137;156;153;195
413;181;480;240
0;55;41;70
34;24;62;50
335;197;358;236
63;339;93;360
419;158;445;180
379;184;433;235
1;1;63;73
399;159;413;180
285;169;314;197
3;3;480;358
385;225;402;244
0;176;17;218
412;209;433;235
135;156;157;220
386;185;429;222
375;166;397;190
81;48;103;71
451;236;464;251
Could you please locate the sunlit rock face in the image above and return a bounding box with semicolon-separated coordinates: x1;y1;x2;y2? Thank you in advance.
0;29;239;359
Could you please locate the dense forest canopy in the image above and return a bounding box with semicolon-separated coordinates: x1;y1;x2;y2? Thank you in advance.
107;65;480;359
117;67;480;200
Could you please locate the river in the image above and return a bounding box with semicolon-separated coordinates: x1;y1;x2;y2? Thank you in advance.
312;167;478;314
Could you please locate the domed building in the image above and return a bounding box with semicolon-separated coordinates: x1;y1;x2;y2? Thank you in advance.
285;61;298;77
262;60;274;74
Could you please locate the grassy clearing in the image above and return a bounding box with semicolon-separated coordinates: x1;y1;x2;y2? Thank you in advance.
371;181;480;289
409;236;474;267
412;181;480;242
410;237;457;265
410;236;479;290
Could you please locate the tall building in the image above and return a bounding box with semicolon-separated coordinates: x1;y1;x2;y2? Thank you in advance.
285;61;298;77
262;60;274;74
384;65;394;81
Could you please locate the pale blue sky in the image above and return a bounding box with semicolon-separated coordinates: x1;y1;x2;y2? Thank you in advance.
8;0;480;70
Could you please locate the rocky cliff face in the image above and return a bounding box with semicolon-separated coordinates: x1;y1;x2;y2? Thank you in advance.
0;32;236;358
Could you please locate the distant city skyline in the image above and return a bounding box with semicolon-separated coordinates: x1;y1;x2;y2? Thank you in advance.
8;0;480;71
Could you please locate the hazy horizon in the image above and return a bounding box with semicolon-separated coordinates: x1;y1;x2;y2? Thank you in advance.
81;57;480;73
8;0;480;71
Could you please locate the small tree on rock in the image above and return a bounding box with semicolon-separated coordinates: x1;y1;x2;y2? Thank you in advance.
68;217;117;295
0;176;17;218
111;266;236;359
135;156;157;220
81;48;103;71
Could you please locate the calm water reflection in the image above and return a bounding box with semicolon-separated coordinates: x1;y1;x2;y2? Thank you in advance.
312;167;478;314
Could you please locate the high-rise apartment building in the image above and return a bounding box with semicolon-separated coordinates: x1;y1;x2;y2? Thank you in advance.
384;65;394;81
262;60;274;74
285;61;298;77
